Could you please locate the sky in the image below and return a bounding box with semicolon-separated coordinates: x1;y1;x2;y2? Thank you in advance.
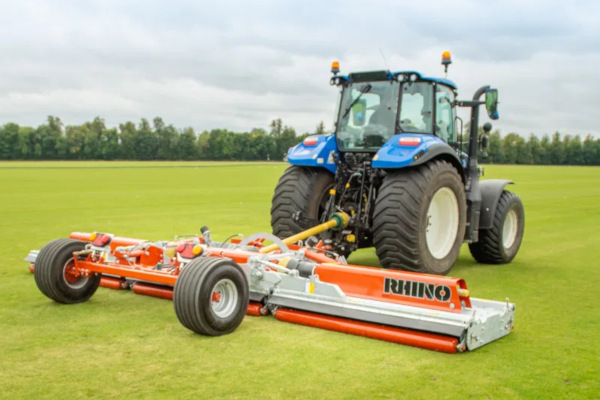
1;0;599;137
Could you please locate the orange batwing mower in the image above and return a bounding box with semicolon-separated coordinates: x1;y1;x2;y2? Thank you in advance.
26;213;514;353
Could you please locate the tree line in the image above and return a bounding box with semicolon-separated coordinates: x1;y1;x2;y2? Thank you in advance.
484;130;600;165
0;116;311;161
0;116;598;165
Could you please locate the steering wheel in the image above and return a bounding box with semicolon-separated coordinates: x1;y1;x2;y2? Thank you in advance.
360;124;389;146
400;119;415;131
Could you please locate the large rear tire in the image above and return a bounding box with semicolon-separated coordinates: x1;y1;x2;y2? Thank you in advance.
469;191;525;264
174;257;249;336
271;166;334;238
373;160;466;275
34;238;101;304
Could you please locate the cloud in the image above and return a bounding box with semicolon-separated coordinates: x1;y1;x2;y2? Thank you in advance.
0;0;598;137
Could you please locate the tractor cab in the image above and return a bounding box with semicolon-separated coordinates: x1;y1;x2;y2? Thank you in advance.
332;69;458;153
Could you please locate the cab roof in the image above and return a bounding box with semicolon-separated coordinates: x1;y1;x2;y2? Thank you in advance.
338;70;457;90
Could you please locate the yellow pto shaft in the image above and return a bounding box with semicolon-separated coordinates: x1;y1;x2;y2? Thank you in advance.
259;212;349;254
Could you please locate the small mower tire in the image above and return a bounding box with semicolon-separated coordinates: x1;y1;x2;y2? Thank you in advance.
271;166;334;237
373;160;466;275
34;238;101;304
469;190;525;264
174;257;249;336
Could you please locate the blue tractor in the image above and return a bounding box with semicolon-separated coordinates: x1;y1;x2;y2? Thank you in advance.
271;54;525;275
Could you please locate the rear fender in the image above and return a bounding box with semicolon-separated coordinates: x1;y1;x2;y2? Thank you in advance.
372;134;463;174
287;134;339;174
479;180;514;230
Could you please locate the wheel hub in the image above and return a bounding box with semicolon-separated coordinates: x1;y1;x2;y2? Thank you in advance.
62;258;87;289
211;279;238;318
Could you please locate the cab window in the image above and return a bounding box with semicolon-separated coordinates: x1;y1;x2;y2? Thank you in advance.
398;82;433;133
435;85;455;143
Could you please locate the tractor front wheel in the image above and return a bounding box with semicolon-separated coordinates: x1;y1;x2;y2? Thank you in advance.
373;160;466;275
174;257;249;336
271;166;334;238
469;191;525;264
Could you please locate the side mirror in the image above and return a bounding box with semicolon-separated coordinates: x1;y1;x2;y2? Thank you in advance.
352;99;367;126
485;89;499;120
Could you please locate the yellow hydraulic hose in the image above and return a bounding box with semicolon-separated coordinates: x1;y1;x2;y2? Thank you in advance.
259;212;349;254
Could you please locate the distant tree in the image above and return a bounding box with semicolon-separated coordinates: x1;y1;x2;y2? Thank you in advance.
315;121;327;135
197;130;210;159
564;135;584;165
247;128;276;160
102;128;119;159
582;135;598;165
251;128;267;136
34;116;63;159
528;134;544;164
19;126;38;159
136;118;158;160
486;130;503;163
595;138;600;165
65;124;89;159
207;129;236;159
277;125;299;159
155;117;178;160
539;135;551;164
178;127;197;160
515;135;532;164
82;117;109;159
119;121;137;160
0;123;20;159
269;119;283;137
549;132;565;165
502;133;519;164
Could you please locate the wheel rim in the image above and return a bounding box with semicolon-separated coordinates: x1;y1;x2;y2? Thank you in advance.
210;279;239;318
62;258;87;289
503;209;518;249
426;187;459;259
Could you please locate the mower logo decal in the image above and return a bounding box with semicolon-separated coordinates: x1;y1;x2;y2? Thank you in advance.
383;278;451;302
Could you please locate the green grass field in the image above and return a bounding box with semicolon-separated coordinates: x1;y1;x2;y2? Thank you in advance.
1;161;598;399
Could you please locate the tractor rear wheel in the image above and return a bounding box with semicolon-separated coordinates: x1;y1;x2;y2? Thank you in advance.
174;257;249;336
34;238;101;303
373;160;466;275
469;191;524;264
271;166;334;238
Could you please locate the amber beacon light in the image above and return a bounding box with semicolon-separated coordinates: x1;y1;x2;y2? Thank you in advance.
331;60;340;75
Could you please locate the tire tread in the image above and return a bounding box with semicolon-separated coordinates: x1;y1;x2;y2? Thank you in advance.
373;160;466;274
469;191;524;264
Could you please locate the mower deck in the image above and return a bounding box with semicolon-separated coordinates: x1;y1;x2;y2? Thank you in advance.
27;217;515;353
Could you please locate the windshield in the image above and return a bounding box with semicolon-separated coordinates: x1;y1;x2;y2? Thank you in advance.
336;81;400;151
335;80;438;151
